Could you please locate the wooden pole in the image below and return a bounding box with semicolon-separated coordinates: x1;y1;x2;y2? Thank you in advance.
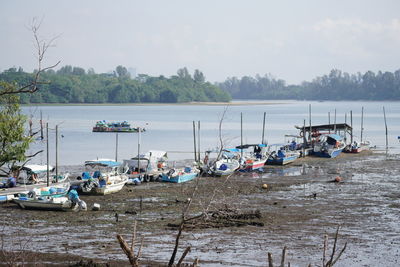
383;106;388;151
55;125;59;183
303;119;306;157
309;104;312;143
240;113;243;158
334;108;337;134
137;127;141;176
40;110;44;140
344;113;347;144
328;112;331;134
262;112;266;144
115;133;119;162
46;123;49;187
198;121;201;162
192;121;197;162
361;106;364;143
350;110;353;144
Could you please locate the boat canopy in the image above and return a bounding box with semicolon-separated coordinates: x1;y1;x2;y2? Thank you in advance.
131;150;168;161
325;134;343;141
235;144;267;149
21;164;54;174
295;123;352;132
85;160;121;168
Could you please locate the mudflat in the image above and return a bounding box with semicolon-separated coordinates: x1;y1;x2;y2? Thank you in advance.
1;151;399;266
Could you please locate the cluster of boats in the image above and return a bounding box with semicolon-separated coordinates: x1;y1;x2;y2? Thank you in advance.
0;120;370;212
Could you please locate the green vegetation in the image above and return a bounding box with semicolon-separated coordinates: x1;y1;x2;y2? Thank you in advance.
218;69;400;100
0;66;231;104
0;85;32;175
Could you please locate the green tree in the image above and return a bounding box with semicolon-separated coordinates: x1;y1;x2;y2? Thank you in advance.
0;83;33;175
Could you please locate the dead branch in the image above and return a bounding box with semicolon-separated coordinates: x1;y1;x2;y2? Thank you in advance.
268;252;274;267
0;18;60;96
177;246;191;266
117;234;139;267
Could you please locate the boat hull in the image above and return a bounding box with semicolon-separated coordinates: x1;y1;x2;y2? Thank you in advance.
162;172;198;183
14;197;73;211
313;148;343;158
266;154;298;165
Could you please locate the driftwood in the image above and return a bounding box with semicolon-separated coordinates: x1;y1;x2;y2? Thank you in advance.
267;226;347;267
116;221;143;267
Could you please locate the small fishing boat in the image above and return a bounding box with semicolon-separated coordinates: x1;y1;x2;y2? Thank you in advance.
13;182;75;211
266;144;300;165
161;166;199;183
206;149;240;176
346;140;371;153
80;160;128;195
17;164;69;185
92;120;145;133
123;150;168;183
236;144;268;171
313;134;345;158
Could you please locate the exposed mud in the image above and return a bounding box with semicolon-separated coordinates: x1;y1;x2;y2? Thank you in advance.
1;151;400;266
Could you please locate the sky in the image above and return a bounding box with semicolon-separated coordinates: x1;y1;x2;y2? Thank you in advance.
1;0;400;84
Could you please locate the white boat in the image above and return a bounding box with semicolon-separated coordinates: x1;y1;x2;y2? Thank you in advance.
18;164;69;185
13;196;74;211
211;158;240;176
81;160;128;195
313;134;346;158
123;150;168;182
236;144;268;171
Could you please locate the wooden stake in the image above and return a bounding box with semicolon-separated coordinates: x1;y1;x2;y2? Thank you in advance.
268;252;274;267
361;107;364;143
55;125;58;182
193;121;197;162
115;133;119;162
240;113;243;158
262;112;266;144
383;106;388;151
350;110;353;144
46;123;49;187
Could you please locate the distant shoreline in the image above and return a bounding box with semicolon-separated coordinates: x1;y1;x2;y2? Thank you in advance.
21;101;287;107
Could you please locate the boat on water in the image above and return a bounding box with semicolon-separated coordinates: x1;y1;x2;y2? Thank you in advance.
161;166;200;183
313;134;346;158
92;120;145;133
80;160;128;195
266;144;300;165
123;150;168;183
236;144;268;171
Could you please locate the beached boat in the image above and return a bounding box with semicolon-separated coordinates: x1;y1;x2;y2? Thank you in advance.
266;144;300;165
13;182;74;211
345;140;371;153
17;164;69;185
161;166;199;183
236;144;268;171
80;160;128;195
313;134;345;158
210;158;240;176
123;150;168;183
92;120;145;133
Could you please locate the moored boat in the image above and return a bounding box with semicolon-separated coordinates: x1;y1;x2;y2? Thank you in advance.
161;166;199;183
92;120;145;133
80;160;128;195
266;144;300;165
313;134;345;158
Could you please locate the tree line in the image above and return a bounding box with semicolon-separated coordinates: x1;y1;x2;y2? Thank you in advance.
218;69;400;100
0;66;231;104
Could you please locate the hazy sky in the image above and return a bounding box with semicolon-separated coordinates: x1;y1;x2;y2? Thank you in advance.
1;0;399;84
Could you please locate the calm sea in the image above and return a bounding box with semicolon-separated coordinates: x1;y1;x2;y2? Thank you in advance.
22;100;400;166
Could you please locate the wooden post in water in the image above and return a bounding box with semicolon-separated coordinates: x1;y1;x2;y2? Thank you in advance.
350;110;353;144
46;123;49;187
360;106;364;143
383;106;388;151
55;125;59;182
240;113;243;158
334;109;337;134
192;121;197;162
198;121;201;162
308;104;312;143
261;112;266;144
115;133;119;162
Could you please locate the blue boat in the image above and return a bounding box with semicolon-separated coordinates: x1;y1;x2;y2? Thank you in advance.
313;134;345;158
266;144;300;165
161;167;199;183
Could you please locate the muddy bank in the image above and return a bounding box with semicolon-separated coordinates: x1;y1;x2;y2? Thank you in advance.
1;151;400;266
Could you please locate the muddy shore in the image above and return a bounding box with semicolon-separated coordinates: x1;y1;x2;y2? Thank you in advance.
1;151;400;266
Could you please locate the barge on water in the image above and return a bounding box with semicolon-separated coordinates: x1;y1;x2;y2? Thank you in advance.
92;120;145;133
